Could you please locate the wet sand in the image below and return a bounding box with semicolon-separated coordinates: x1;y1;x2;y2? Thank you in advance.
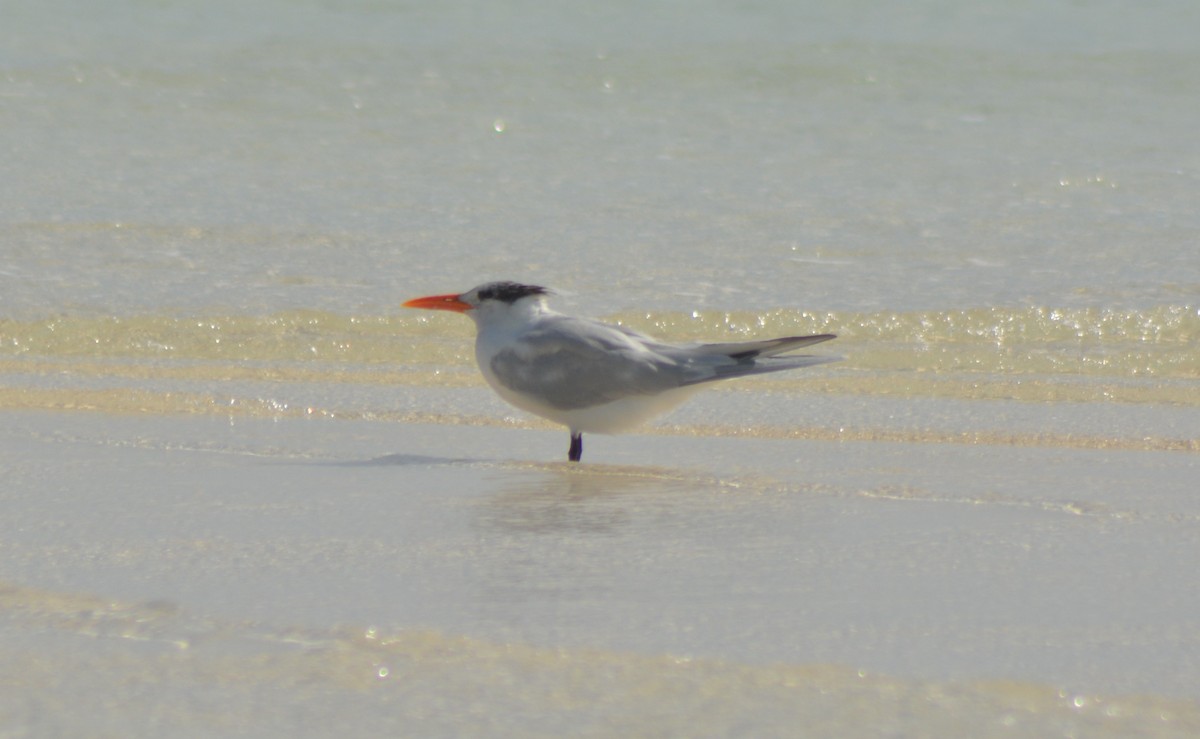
2;409;1197;736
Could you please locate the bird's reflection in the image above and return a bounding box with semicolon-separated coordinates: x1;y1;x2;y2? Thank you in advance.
468;465;695;609
475;463;696;536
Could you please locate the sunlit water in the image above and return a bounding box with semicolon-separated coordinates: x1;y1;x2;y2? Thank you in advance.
3;0;1195;431
1;0;1198;733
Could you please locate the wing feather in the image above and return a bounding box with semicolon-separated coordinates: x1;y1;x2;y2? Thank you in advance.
489;317;685;409
687;333;837;359
489;318;839;407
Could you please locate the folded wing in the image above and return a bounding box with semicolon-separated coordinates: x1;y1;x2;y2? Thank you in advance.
489;317;688;410
673;333;840;386
490;318;840;408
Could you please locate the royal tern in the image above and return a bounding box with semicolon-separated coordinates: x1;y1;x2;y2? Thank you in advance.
403;281;838;462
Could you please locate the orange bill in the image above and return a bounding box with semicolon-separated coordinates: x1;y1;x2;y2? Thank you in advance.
402;292;472;313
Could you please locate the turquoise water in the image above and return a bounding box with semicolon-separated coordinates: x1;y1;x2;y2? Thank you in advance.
2;0;1197;316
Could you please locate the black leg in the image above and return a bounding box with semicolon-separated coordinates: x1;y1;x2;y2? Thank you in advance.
568;433;583;462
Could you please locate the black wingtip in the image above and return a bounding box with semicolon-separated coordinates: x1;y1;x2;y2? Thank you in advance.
728;333;837;360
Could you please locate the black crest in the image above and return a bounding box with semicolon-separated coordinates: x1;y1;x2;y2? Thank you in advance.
475;281;551;304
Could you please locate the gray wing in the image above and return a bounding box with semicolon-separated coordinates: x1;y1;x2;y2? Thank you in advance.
666;333;841;387
687;334;837;359
679;353;842;386
489;317;687;410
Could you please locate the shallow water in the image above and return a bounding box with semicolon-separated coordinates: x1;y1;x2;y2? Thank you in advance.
1;411;1198;737
1;305;1194;452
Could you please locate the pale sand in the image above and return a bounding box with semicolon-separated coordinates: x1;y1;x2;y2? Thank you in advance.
1;409;1197;736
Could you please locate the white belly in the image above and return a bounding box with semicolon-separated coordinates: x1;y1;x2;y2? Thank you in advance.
480;368;700;434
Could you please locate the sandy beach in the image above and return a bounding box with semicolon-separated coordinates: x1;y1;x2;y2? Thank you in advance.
2;408;1197;736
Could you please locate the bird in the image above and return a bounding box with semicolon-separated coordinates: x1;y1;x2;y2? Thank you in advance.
403;281;838;462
